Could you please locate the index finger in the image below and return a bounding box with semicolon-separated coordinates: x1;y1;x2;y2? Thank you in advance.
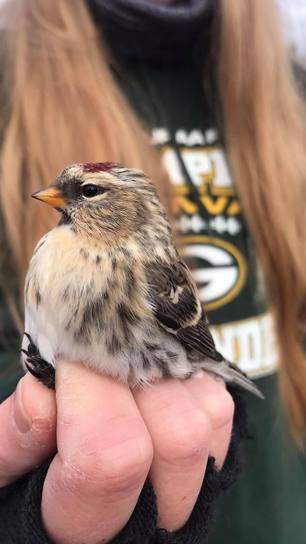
42;360;153;544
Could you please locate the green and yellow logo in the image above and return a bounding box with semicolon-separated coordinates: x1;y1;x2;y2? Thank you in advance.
180;235;247;311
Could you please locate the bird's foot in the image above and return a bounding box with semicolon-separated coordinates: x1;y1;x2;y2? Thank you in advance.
21;333;55;390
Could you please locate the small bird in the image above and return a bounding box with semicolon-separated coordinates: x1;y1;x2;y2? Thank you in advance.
22;162;262;397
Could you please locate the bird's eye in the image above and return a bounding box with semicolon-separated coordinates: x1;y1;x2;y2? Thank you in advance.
81;184;101;198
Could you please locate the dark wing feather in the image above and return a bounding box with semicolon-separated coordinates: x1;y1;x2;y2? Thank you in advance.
145;259;222;361
177;321;220;358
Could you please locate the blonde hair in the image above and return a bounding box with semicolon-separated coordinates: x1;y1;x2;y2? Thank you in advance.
1;0;306;441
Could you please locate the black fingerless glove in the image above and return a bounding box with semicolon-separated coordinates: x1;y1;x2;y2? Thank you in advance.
0;387;247;544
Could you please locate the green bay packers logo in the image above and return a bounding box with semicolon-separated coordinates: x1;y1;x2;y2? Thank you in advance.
180;235;247;311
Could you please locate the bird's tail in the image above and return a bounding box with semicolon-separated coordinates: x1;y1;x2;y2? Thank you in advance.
199;359;264;399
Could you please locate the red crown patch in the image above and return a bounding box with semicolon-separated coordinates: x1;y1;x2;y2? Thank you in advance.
83;162;116;173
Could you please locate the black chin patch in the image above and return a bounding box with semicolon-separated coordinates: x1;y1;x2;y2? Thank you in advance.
58;211;72;225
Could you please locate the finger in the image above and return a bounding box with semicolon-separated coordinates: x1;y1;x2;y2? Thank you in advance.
184;372;234;467
42;360;153;544
0;373;56;487
134;379;212;532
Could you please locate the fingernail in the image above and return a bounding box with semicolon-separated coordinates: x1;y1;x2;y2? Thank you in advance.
13;378;32;433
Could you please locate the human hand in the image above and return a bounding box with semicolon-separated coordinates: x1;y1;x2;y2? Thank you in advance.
0;360;234;543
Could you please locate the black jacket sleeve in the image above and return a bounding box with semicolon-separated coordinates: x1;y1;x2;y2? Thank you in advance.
0;387;248;544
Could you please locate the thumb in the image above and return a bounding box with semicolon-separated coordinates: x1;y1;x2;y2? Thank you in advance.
0;372;57;487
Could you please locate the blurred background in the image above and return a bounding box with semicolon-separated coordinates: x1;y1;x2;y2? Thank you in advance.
278;0;306;67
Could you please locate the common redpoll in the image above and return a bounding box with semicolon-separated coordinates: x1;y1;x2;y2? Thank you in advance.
22;162;262;397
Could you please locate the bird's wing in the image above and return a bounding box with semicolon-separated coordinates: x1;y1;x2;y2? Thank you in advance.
145;259;222;361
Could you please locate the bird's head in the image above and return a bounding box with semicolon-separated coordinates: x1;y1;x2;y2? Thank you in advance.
32;162;166;243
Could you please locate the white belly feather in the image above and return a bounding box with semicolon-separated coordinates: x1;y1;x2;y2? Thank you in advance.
23;225;192;384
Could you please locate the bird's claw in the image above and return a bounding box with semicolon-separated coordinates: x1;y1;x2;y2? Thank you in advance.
22;332;56;390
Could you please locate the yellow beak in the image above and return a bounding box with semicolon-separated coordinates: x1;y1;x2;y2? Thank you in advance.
31;186;66;209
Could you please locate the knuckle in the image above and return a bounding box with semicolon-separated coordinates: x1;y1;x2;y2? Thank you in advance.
157;409;212;465
60;432;153;497
206;389;235;429
31;415;57;438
